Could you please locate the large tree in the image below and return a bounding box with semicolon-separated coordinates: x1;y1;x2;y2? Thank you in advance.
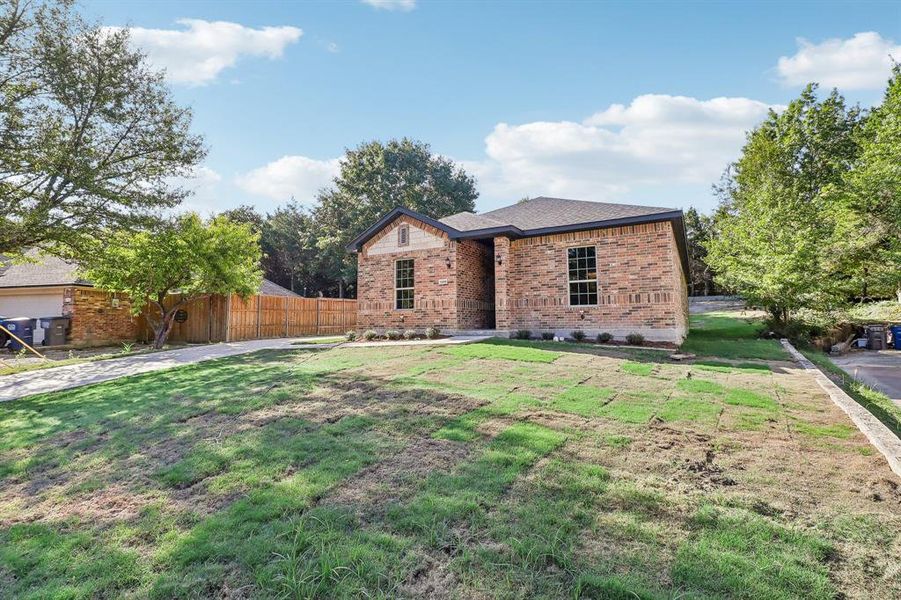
261;201;330;295
313;138;478;296
684;206;717;296
706;85;863;326
0;0;205;257
827;67;901;303
84;214;262;349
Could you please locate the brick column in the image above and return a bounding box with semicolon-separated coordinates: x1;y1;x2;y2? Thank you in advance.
493;236;512;330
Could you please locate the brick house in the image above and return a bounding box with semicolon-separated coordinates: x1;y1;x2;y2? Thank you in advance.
348;196;690;343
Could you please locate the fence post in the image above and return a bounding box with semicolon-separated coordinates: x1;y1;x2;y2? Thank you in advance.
284;296;289;337
316;298;321;335
256;295;262;339
225;294;232;342
207;296;212;343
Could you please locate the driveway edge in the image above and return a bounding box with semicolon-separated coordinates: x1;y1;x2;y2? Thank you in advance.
781;339;901;479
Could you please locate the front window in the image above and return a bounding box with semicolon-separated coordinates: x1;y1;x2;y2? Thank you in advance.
395;259;414;309
568;246;598;306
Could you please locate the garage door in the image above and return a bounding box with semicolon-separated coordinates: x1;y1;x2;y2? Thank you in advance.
0;289;65;344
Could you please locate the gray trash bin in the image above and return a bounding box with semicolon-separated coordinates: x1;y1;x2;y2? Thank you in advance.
39;316;70;346
866;324;886;350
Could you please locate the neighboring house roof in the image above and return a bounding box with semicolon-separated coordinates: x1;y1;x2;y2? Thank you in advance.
0;251;90;289
346;196;688;274
260;279;301;297
0;251;300;297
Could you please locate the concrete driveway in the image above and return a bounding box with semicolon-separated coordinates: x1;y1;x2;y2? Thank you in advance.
831;350;901;406
0;337;336;402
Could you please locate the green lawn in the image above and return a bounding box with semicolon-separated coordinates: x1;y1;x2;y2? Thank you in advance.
0;333;897;598
681;311;789;361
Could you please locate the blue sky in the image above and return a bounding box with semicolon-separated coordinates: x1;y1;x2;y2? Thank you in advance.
84;0;901;215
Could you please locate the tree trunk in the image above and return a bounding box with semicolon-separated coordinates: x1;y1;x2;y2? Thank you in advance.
896;285;901;304
152;317;172;350
149;296;193;350
338;279;344;299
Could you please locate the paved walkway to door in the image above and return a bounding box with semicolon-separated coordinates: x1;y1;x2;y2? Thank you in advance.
0;337;336;402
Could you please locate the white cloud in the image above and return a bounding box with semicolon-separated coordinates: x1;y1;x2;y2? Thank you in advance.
776;32;900;90
113;19;302;85
236;94;775;212
235;155;341;203
361;0;417;12
471;94;778;203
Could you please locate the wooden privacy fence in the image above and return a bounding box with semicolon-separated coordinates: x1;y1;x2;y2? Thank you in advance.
139;294;357;344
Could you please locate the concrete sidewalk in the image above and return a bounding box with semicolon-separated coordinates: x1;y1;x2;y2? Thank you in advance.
0;337;333;402
345;335;490;348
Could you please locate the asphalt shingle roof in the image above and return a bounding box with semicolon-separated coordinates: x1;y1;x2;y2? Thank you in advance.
0;251;89;288
442;196;676;232
439;211;506;231
260;279;302;297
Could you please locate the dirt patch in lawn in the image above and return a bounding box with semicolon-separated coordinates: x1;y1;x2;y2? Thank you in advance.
327;437;473;520
401;551;459;600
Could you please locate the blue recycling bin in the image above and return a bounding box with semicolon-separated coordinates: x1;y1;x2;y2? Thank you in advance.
891;325;901;350
2;317;35;351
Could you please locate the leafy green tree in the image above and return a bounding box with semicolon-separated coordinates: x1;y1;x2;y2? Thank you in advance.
684;207;717;296
313;138;478;296
220;204;265;233
261;201;330;295
827;67;901;303
84;214;262;349
706;85;863;326
0;0;205;257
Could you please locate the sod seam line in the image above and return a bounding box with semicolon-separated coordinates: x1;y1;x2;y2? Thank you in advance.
780;339;901;479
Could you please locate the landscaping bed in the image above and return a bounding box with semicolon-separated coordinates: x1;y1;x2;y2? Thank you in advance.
0;314;897;598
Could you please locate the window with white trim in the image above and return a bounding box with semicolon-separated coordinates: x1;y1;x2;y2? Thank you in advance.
395;259;414;309
397;224;409;246
567;246;598;306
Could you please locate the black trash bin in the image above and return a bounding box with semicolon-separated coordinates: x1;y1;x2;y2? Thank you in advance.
39;316;71;346
2;317;36;352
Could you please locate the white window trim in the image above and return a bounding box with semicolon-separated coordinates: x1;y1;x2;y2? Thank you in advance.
395;258;414;310
567;245;599;307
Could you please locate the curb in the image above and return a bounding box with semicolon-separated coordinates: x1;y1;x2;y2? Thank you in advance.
781;339;901;479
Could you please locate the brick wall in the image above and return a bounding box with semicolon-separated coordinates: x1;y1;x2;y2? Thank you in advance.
355;216;688;342
356;216;459;332
455;239;494;329
62;287;138;346
356;216;496;333
498;221;688;343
